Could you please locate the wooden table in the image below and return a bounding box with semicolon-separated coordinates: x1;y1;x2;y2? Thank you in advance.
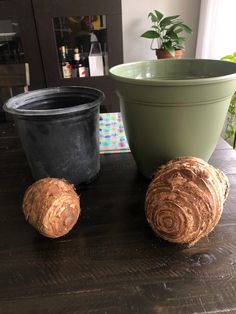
1;122;236;314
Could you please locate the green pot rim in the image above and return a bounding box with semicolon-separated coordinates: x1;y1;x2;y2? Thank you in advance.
109;59;236;86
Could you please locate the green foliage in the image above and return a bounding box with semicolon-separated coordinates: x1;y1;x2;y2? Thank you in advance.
141;10;192;56
221;53;236;149
221;52;236;63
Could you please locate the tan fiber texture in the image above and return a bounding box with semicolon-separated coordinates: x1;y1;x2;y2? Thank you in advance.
23;178;80;238
145;157;230;247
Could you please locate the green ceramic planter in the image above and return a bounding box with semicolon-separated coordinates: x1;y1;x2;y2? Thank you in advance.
110;59;236;178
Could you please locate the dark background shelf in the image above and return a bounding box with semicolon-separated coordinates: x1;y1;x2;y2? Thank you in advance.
0;0;123;115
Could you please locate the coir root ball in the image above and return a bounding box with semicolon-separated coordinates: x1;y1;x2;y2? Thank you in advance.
22;178;80;238
145;156;230;247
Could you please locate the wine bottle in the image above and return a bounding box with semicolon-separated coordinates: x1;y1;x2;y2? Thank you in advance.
79;46;89;77
60;45;72;79
71;47;80;78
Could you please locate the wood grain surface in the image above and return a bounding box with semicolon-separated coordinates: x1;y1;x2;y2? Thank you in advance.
0;122;236;314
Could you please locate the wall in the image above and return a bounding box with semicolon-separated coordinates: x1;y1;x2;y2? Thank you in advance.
121;0;201;62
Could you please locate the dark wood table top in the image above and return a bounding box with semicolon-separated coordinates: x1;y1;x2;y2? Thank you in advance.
1;122;236;314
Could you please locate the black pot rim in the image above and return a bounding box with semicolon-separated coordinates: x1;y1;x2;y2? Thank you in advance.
3;86;105;116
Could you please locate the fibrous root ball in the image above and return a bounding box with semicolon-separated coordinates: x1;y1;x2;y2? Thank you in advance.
22;178;80;238
145;157;230;247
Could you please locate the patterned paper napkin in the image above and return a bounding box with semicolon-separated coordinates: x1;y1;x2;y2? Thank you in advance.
99;112;130;153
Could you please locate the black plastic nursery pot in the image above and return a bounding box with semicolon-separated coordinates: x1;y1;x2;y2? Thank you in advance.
3;86;105;184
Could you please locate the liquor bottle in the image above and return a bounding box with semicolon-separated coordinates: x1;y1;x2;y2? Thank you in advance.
60;45;72;79
78;46;89;77
71;47;80;78
78;62;87;78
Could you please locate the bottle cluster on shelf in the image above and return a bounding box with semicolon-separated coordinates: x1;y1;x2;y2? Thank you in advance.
58;41;109;79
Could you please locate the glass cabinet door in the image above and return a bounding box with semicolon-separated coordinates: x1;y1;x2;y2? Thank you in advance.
0;0;45;90
0;20;25;64
32;0;123;111
54;15;109;79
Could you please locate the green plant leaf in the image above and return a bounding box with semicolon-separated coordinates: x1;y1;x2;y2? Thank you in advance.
160;15;180;27
231;93;236;103
221;53;236;146
163;41;175;56
154;10;164;22
221;54;234;61
175;27;184;34
177;37;186;43
172;37;185;49
167;32;179;41
226;122;236;140
180;24;193;34
165;23;183;34
224;89;236;144
175;44;185;50
221;53;236;63
151;25;160;30
148;12;158;23
141;30;159;39
228;104;236;114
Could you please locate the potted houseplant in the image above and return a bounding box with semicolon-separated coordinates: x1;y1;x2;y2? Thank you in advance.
141;10;192;59
221;52;236;149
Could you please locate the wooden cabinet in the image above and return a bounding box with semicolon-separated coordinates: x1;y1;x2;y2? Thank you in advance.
0;0;123;112
0;0;45;90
